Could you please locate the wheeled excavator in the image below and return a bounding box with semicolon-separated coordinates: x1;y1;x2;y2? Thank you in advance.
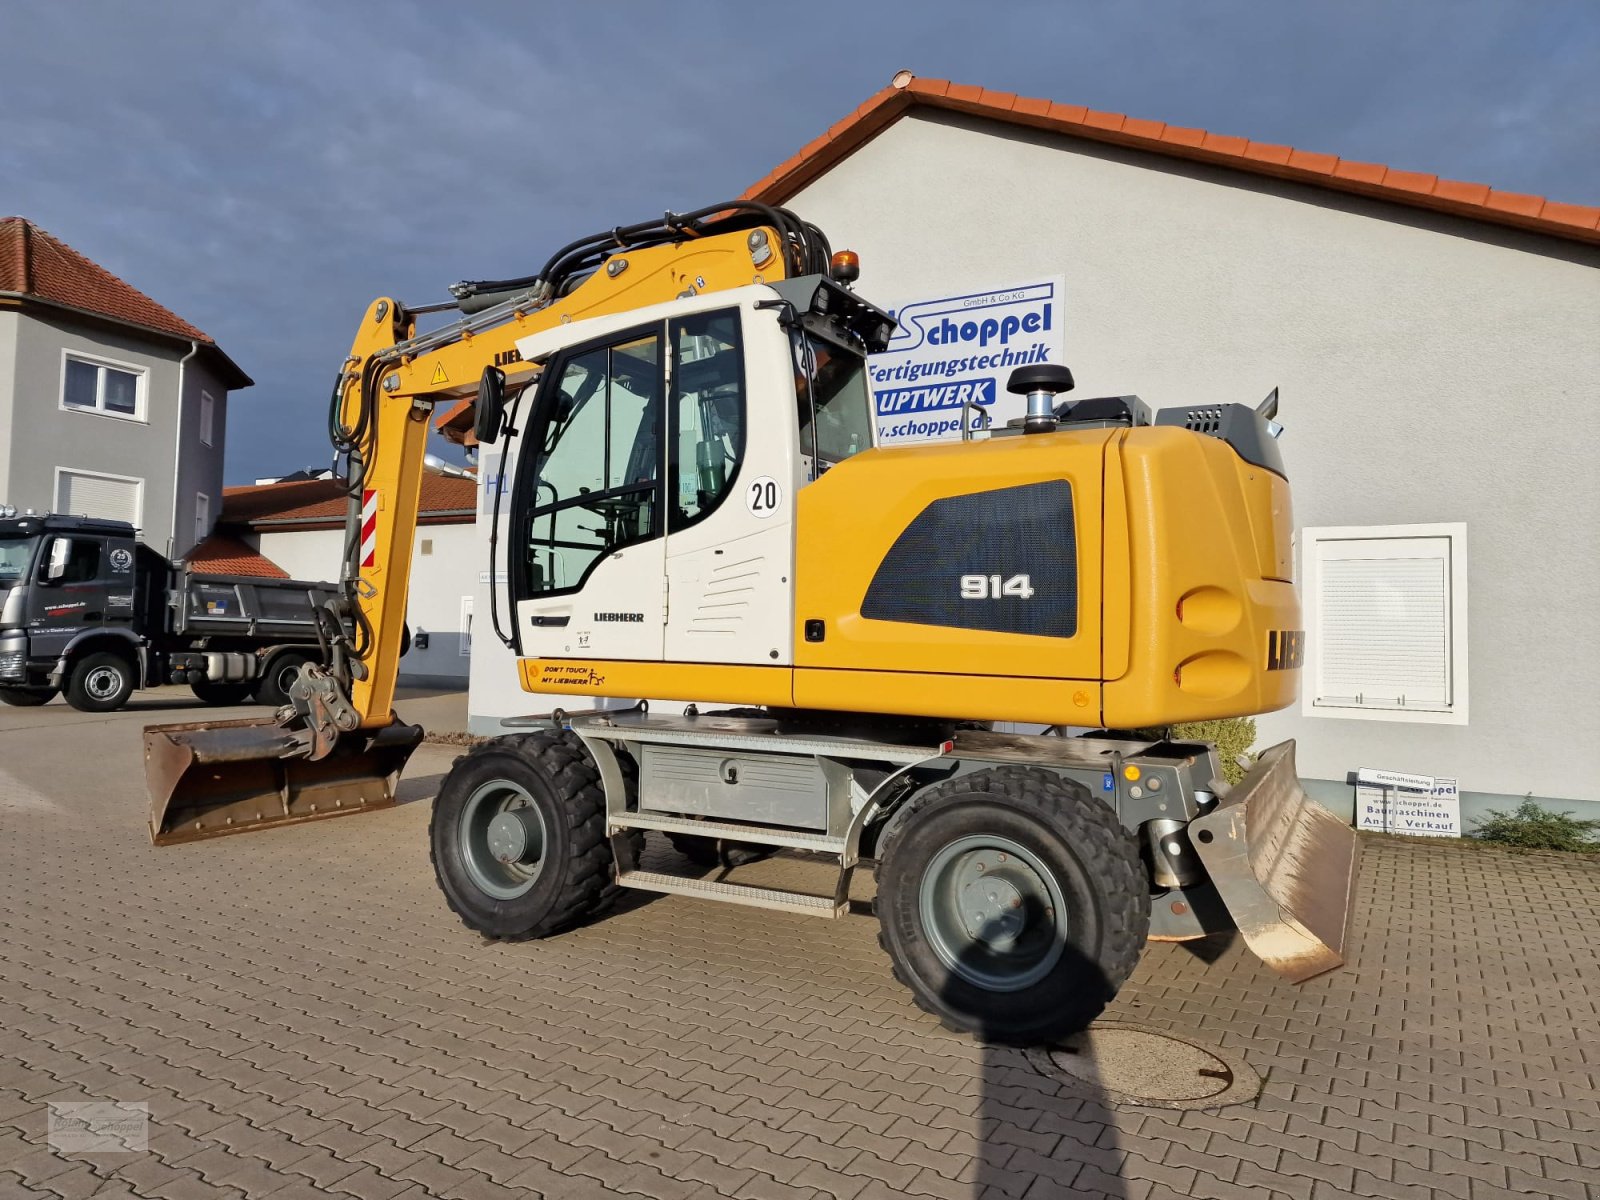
144;202;1358;1043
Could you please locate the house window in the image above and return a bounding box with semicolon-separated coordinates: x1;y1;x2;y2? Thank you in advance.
460;596;474;656
200;392;216;446
61;352;145;421
195;493;211;546
1303;523;1468;725
55;468;144;529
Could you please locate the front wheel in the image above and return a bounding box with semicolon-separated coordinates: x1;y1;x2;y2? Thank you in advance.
429;731;619;939
65;652;135;713
875;766;1148;1045
0;686;56;707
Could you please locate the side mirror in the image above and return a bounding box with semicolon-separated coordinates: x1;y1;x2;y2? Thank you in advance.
45;537;71;583
474;366;507;444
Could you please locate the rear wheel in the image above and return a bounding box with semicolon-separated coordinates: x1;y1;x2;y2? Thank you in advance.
874;766;1147;1045
190;679;255;706
0;686;56;707
253;652;311;708
65;652;135;713
429;731;622;939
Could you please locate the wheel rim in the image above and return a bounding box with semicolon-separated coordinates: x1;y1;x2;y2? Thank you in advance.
458;779;548;900
276;661;302;695
919;834;1070;993
85;666;122;700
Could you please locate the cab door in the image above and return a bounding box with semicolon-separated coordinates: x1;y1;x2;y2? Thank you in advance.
28;534;114;661
512;323;667;662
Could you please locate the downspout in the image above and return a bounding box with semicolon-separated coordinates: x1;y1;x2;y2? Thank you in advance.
170;340;201;560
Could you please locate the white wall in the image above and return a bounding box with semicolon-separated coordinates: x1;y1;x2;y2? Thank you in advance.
783;110;1600;803
256;521;475;684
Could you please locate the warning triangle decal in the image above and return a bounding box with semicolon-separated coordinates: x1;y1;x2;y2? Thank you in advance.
430;362;448;385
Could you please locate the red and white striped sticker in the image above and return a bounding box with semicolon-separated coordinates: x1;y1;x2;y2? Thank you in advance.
360;489;378;568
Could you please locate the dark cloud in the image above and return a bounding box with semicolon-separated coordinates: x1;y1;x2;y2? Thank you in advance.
4;0;1594;482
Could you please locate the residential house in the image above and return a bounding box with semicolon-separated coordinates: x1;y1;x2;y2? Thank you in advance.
0;217;251;557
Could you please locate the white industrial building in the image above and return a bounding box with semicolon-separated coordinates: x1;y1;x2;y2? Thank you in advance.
452;74;1599;824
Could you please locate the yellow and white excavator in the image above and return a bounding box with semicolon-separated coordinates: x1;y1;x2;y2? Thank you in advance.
145;202;1357;1043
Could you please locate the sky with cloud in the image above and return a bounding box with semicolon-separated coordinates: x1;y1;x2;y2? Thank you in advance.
5;1;1596;482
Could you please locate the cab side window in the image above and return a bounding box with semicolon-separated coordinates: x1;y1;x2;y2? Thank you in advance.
522;330;663;596
43;538;101;584
670;310;744;528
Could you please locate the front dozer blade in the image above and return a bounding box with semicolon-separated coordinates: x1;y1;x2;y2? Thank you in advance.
1190;740;1360;982
146;715;423;846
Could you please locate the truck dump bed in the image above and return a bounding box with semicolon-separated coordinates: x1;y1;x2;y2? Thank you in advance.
174;574;339;642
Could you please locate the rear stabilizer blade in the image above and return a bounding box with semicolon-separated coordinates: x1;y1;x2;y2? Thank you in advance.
146;715;423;846
1189;739;1359;982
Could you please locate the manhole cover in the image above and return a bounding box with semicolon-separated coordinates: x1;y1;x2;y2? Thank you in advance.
1025;1022;1262;1110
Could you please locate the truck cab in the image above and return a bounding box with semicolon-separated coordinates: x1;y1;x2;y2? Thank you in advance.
0;513;150;707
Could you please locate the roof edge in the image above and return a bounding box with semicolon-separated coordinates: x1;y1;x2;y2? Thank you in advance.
0;290;254;388
743;75;1600;246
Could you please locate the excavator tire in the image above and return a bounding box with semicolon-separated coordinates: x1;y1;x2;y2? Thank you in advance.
430;730;630;939
668;708;777;869
874;765;1147;1045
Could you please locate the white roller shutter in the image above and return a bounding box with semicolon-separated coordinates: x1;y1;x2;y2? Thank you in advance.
1304;524;1468;724
56;469;144;528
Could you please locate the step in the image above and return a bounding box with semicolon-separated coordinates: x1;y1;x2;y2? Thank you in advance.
615;870;847;918
610;812;846;854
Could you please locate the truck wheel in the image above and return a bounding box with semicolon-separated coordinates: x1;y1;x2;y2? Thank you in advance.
190;679;255;706
429;731;621;939
253;653;311;708
65;652;135;713
874;766;1148;1045
0;686;57;707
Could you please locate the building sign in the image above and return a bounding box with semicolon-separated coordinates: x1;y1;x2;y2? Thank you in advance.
868;277;1067;445
1355;768;1461;838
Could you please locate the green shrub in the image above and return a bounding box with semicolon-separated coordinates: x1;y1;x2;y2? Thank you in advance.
1172;716;1258;786
1472;799;1600;852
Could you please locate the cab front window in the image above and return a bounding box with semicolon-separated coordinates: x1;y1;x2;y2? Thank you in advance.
0;537;37;583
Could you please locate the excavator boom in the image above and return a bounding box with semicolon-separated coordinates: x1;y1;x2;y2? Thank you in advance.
147;203;827;844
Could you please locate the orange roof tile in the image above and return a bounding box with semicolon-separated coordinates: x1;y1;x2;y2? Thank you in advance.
222;473;477;529
186;533;289;578
0;217;252;386
742;74;1600;244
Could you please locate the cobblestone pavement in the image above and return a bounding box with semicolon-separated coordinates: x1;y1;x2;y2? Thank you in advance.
2;692;1596;1198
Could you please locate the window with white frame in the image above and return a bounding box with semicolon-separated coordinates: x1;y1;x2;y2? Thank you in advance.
62;352;145;420
195;493;211;546
200;391;216;446
1303;523;1468;724
460;596;474;656
56;468;144;528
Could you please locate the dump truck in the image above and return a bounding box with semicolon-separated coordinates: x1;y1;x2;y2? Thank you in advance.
0;509;335;711
144;202;1358;1043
